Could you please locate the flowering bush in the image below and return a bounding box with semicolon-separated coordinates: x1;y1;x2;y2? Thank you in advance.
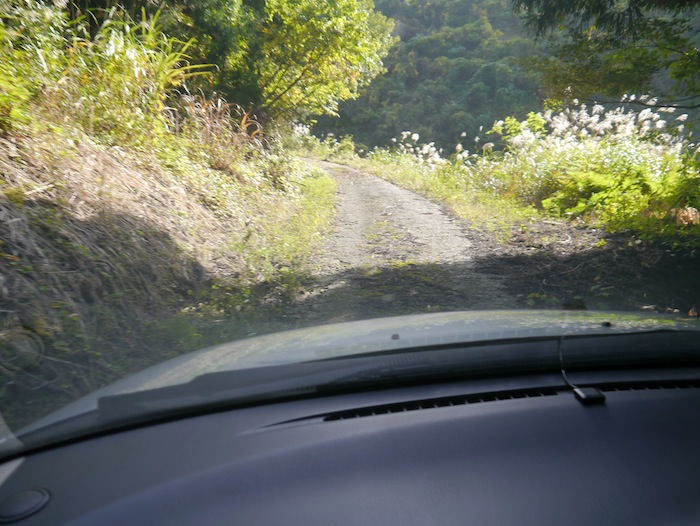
303;100;698;243
481;103;698;235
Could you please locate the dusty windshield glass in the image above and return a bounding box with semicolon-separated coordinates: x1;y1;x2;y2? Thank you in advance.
0;0;699;449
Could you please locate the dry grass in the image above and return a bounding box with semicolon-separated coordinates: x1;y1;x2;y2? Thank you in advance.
0;128;335;424
0;132;235;400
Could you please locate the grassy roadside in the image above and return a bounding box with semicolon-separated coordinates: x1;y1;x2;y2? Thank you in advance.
346;155;538;240
288;132;538;240
0;2;337;423
0;128;336;425
292;103;700;249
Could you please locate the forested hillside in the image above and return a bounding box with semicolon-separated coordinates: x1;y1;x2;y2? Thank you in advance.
313;0;544;149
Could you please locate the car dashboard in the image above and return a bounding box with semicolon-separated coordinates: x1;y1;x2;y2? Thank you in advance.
1;366;700;525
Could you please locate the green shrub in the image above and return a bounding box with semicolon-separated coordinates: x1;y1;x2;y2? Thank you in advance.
0;0;66;131
484;103;698;238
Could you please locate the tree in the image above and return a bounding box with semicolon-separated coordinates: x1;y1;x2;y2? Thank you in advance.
252;0;396;118
513;0;700;107
313;0;544;149
58;0;395;118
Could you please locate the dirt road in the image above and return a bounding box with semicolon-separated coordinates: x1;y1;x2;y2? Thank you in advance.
287;160;699;323
289;161;514;323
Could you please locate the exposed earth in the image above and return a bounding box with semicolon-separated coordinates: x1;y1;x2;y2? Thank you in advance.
286;160;700;323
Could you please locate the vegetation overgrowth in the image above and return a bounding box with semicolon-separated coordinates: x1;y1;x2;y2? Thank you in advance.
51;0;396;120
0;1;337;423
299;101;700;246
313;0;699;151
313;0;544;149
514;0;700;105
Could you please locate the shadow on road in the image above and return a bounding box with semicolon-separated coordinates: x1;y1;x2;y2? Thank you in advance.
280;238;700;326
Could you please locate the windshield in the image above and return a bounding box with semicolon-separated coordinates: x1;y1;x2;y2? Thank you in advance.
1;0;699;459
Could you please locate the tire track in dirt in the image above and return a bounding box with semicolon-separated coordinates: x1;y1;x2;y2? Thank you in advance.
289;160;514;323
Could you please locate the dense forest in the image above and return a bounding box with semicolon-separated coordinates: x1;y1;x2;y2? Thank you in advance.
313;0;700;149
313;0;544;149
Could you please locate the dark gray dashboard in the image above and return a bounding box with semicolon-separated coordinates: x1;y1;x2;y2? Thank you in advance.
2;371;700;525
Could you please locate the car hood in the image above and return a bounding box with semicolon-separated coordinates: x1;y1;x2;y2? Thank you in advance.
17;309;700;433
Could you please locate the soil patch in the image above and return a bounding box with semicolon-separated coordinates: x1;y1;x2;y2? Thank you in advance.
286;161;513;323
475;220;700;313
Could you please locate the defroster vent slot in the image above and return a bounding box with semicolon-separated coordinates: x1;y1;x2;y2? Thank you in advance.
598;379;700;392
323;387;560;422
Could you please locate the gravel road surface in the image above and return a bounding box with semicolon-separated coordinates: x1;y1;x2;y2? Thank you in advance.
289;161;514;323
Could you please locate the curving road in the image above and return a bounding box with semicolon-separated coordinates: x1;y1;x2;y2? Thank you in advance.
290;160;514;323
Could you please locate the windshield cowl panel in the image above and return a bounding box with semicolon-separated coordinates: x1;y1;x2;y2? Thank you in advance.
2;310;700;462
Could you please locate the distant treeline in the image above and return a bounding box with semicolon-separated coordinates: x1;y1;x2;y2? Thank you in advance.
313;0;545;150
314;0;700;149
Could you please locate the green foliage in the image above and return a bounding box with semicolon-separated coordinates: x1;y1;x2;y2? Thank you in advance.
62;0;395;119
238;163;336;279
254;0;396;117
514;0;700;105
55;10;206;144
489;116;523;139
312;0;545;149
0;0;66;131
1;1;206;144
512;0;698;38
482;104;699;242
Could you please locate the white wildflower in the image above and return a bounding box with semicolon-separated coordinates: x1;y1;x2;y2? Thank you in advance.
460;131;467;137
677;114;688;122
655;120;666;130
411;133;419;142
455;144;463;152
638;108;653;122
